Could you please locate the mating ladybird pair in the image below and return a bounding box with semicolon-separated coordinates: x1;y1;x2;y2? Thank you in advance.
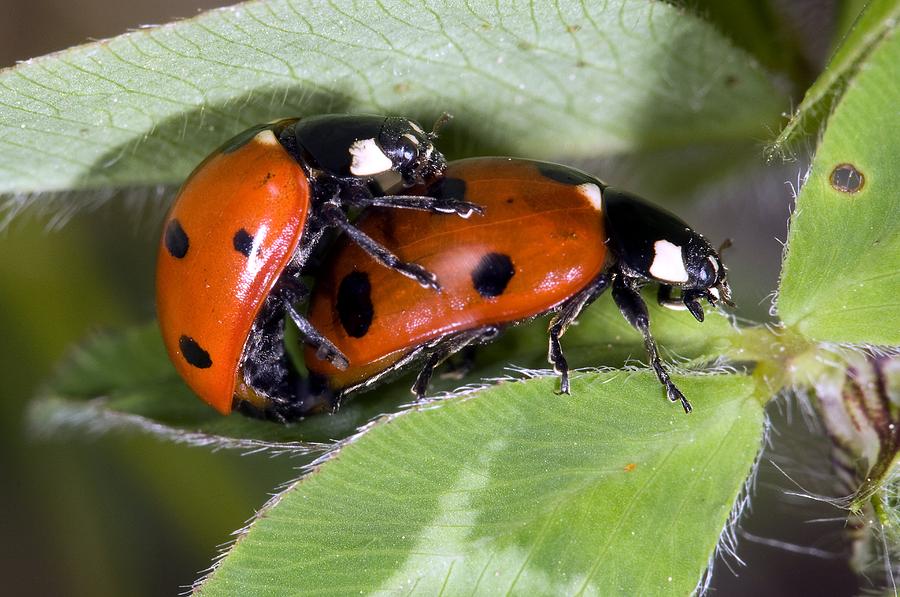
157;114;731;421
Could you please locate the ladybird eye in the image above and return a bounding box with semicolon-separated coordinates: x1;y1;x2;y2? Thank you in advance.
398;138;418;167
697;260;716;287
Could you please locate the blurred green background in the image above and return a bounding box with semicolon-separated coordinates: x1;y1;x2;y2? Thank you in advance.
0;1;867;595
0;3;296;595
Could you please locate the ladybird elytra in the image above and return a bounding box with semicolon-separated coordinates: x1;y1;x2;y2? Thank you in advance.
305;157;609;393
157;128;311;414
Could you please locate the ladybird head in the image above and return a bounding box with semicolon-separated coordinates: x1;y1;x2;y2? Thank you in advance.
377;116;448;186
603;187;732;321
284;114;448;188
675;236;733;320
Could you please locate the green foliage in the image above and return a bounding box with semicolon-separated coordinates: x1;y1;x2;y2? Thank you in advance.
30;324;419;449
777;26;900;344
30;295;745;447
9;0;899;593
0;0;781;194
772;0;900;153
199;373;763;596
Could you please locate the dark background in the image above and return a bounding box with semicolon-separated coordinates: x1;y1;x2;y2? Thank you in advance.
0;1;867;595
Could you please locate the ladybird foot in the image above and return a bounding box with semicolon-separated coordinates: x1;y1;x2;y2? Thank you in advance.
666;383;692;414
433;200;484;219
397;262;441;291
314;342;349;371
554;371;571;395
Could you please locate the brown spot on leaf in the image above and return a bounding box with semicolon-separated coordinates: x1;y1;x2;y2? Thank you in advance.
830;163;865;194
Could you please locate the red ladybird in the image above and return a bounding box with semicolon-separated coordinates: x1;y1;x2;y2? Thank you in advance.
156;115;478;417
301;157;732;415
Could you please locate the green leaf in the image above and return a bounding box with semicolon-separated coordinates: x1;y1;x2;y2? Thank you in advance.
30;288;747;449
198;372;764;595
772;0;900;153
833;0;875;50
28;324;416;450
0;0;782;195
471;290;744;382
777;26;900;344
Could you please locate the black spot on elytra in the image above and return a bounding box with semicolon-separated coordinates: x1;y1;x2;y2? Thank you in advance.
179;335;212;369
164;219;189;258
472;253;515;298
428;177;467;202
337;271;374;338
233;228;254;256
535;162;597;187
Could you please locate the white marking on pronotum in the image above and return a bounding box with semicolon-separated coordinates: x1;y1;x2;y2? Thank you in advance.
649;240;689;283
254;129;279;146
401;133;420;146
708;286;721;300
348;138;393;176
408;120;425;135
708;255;719;272
576;183;603;211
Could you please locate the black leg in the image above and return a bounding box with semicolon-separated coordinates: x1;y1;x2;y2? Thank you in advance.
284;302;349;371
547;274;611;394
681;290;707;323
320;203;440;291
411;327;499;399
612;276;692;413
275;276;347;369
354;194;484;219
657;285;705;322
411;351;444;400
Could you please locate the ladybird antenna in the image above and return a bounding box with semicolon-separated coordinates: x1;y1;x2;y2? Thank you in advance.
718;238;733;255
429;112;453;139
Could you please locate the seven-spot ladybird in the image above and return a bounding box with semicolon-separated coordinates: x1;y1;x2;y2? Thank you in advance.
302;157;732;415
156;114;479;416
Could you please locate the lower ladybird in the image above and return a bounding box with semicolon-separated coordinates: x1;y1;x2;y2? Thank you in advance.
293;157;732;419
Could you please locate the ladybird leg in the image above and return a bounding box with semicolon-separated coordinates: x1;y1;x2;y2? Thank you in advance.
548;274;611;395
274;277;348;369
411;351;444;400
355;195;484;219
681;290;707;323
411;327;500;399
284;303;350;371
658;286;705;322
320;204;441;291
611;276;692;414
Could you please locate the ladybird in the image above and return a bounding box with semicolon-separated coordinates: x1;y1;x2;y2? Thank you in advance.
303;157;732;415
156;114;479;416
